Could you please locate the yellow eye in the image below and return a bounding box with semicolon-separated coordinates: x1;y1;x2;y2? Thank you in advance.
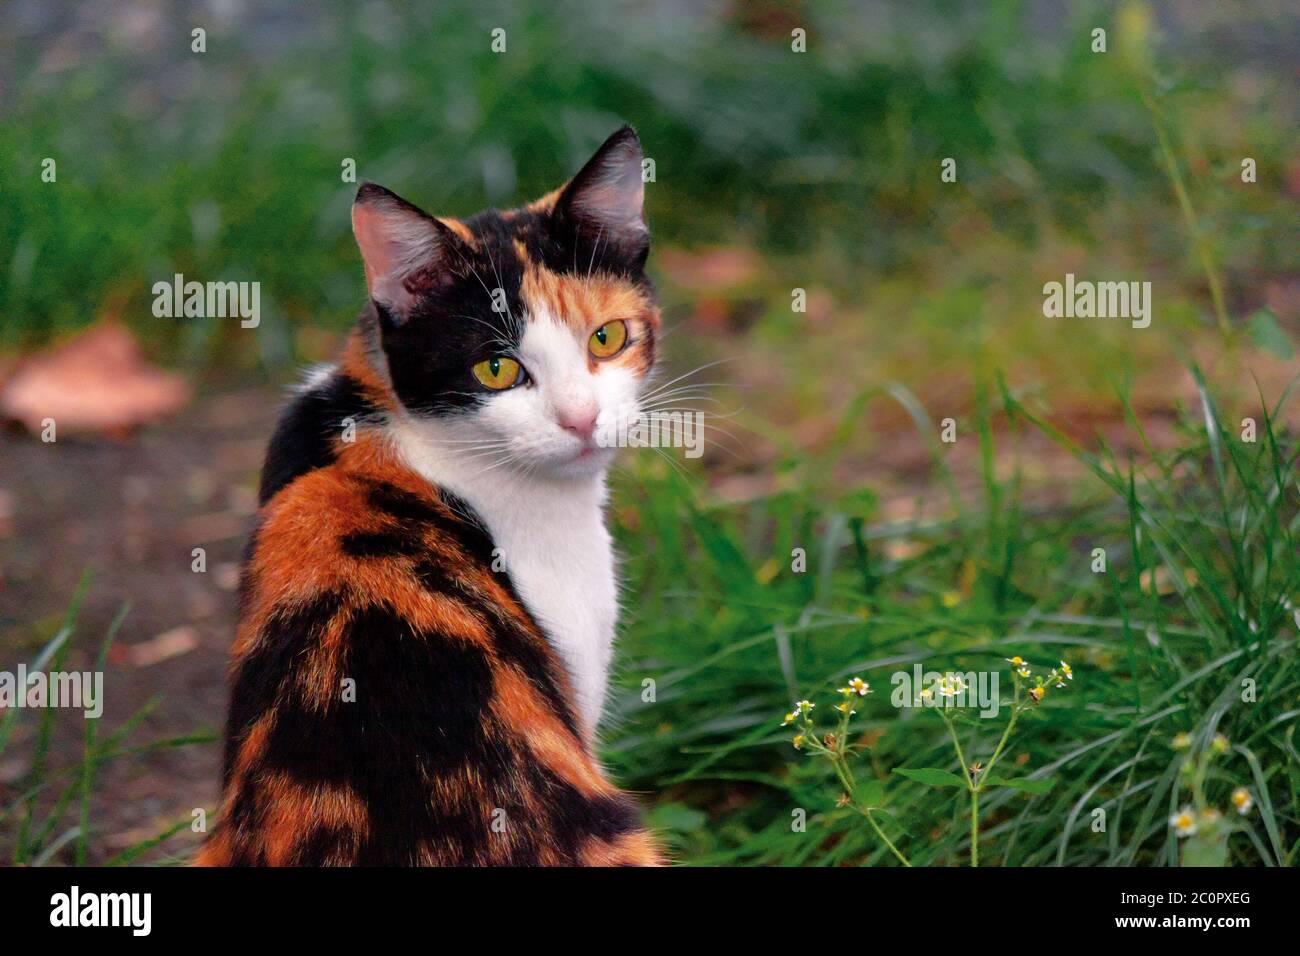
588;320;628;358
471;356;522;390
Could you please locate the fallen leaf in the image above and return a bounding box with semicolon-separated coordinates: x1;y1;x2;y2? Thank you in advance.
128;626;200;667
0;321;190;435
658;247;763;290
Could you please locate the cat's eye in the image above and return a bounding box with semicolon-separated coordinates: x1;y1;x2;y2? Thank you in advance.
588;320;628;359
471;356;523;390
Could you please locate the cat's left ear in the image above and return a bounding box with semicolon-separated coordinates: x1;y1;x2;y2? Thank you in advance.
552;125;649;268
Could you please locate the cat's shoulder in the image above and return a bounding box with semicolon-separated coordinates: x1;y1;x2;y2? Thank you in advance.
258;364;386;506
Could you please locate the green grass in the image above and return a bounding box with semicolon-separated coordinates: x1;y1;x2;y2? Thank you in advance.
0;573;215;866
601;369;1299;866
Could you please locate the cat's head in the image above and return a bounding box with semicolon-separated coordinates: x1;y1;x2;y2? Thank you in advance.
351;126;658;481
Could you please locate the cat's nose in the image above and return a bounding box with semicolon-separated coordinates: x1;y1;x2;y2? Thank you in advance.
558;405;598;441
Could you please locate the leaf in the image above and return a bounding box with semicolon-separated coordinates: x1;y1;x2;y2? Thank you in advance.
644;802;707;834
0;321;190;435
985;775;1056;795
126;626;199;667
892;767;966;789
1181;833;1228;867
858;779;885;808
1246;309;1294;360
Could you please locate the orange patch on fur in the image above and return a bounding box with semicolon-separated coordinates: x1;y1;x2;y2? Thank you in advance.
520;265;653;330
258;775;369;865
491;668;605;796
439;217;476;244
525;187;563;214
580;829;664;866
338;332;397;412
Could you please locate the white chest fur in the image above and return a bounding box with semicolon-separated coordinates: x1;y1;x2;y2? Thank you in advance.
390;423;619;740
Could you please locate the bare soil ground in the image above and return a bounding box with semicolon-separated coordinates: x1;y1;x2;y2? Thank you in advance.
0;382;281;862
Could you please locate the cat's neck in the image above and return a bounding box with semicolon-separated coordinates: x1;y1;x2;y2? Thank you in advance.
386;416;619;741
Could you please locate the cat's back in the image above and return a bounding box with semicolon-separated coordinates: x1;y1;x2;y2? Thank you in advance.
198;367;658;866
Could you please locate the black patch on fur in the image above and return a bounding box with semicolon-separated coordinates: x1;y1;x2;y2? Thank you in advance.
362;479;445;525
259;374;376;505
252;602;523;864
222;591;344;784
339;529;424;559
290;823;359;867
235;522;262;620
432;490;501;565
546;778;643;845
378;221;528;418
431;491;580;735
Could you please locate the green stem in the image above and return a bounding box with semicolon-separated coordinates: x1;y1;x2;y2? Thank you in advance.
939;711;979;868
1143;92;1231;340
859;807;912;867
981;684;1022;782
826;743;912;867
831;756;856;797
940;712;971;788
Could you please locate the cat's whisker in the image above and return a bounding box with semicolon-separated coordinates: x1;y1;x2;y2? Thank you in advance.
646;444;698;483
636;358;739;403
424;436;515;446
615;410;751;460
452;317;518;353
458;451;526;480
637;381;739;401
483;241;522;334
587;223;606;281
623;401;748;428
636;395;728;411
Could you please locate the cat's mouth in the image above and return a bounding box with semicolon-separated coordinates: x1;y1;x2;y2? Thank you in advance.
571;437;616;468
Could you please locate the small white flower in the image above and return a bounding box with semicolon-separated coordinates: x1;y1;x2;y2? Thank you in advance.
1231;787;1253;816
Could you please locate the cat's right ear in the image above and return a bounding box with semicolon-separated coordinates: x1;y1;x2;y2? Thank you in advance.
352;183;461;324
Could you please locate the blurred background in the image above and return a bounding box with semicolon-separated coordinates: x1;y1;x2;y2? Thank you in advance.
0;0;1296;865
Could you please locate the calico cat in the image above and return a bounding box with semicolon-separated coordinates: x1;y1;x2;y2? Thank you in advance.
197;127;662;866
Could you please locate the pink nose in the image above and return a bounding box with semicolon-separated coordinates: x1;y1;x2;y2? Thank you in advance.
558;406;598;441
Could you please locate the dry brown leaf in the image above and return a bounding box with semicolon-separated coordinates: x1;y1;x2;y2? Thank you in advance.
658;246;763;290
127;626;200;667
0;321;190;435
